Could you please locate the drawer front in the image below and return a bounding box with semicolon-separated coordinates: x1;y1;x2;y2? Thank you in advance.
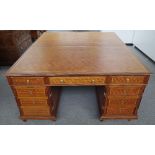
20;106;51;116
106;86;145;95
49;76;106;85
106;96;140;107
18;98;50;106
106;107;135;115
14;86;49;97
9;77;45;85
109;76;148;84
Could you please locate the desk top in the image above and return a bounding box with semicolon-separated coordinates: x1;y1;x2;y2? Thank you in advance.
6;32;149;76
34;32;125;47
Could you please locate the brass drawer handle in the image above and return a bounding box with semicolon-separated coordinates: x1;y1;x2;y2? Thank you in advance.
126;78;130;82
91;80;95;83
26;80;30;84
60;79;64;83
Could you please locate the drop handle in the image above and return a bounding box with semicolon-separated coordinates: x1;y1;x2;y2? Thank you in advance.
60;79;64;83
91;80;95;83
126;78;130;82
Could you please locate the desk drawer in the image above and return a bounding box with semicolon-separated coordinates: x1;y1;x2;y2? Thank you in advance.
17;98;51;106
13;86;49;97
103;96;140;115
9;77;45;85
105;86;145;95
109;76;148;84
105;96;140;107
20;106;51;116
106;107;135;115
49;76;106;85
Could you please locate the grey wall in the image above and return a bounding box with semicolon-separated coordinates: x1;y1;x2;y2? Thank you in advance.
133;30;155;61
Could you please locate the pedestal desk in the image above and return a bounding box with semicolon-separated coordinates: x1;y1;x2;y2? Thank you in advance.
6;32;150;121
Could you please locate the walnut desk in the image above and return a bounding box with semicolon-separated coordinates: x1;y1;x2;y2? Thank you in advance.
6;32;150;121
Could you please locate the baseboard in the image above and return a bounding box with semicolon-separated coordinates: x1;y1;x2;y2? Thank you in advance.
134;46;155;64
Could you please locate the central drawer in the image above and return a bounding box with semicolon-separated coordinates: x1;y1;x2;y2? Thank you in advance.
48;76;106;85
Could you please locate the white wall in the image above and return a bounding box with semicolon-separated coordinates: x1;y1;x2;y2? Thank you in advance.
133;30;155;61
102;30;135;43
102;30;155;61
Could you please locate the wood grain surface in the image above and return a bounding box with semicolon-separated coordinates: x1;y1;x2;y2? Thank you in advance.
34;32;125;46
6;32;149;76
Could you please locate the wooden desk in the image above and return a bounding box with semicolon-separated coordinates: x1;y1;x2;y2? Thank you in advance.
6;32;150;121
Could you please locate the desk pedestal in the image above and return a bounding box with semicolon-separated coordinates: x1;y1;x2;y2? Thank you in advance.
96;86;145;120
7;75;149;121
11;85;61;121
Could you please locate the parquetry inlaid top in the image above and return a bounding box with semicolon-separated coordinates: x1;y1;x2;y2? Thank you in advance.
6;32;149;76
